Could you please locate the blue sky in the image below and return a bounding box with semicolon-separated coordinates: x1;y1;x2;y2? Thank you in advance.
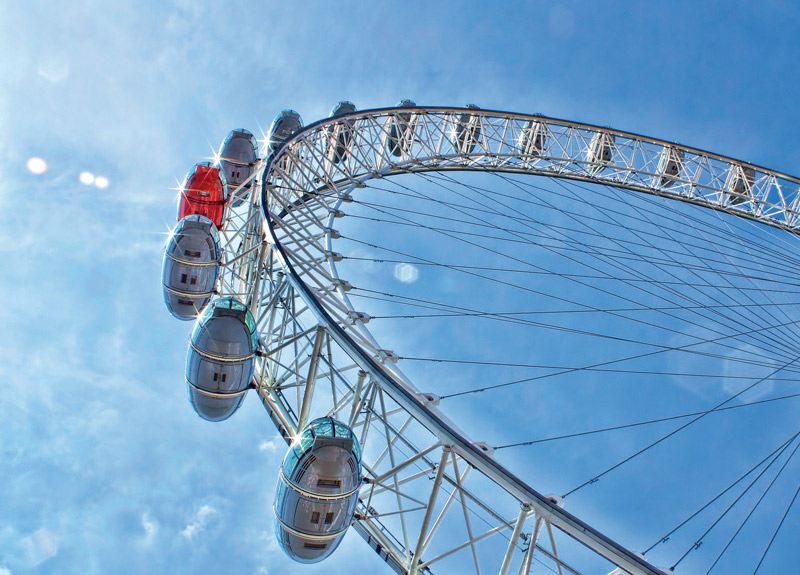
2;1;800;573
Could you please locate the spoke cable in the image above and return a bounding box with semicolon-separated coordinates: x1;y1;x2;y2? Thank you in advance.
493;393;800;449
561;356;799;498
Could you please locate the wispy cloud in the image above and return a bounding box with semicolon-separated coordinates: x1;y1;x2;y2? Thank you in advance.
259;438;280;453
181;505;217;541
140;512;159;548
19;528;58;567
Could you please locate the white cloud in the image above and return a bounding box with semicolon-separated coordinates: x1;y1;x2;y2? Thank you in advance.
140;512;159;548
0;566;12;575
37;53;69;83
259;439;279;453
181;505;217;541
19;528;58;567
258;529;280;554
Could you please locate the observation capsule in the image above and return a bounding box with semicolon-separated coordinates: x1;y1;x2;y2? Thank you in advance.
725;165;755;206
185;297;257;422
587;132;615;164
656;146;684;187
177;162;229;229
162;215;222;320
518;119;547;157
327;101;356;164
268;110;303;153
386;99;417;157
275;417;362;563
452;104;481;154
217;129;258;207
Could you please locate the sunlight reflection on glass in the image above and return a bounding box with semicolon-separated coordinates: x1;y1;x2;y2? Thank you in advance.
27;157;47;175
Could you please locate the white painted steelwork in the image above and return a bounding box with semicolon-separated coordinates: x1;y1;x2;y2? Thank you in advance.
206;107;800;575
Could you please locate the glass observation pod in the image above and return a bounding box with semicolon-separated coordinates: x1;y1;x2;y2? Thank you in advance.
268;109;303;153
162;215;222;320
217;129;258;208
386;99;417;157
185;297;258;422
177;162;229;230
725;164;755;206
656;146;685;187
274;417;362;563
452;104;482;154
587;132;615;166
518;119;547;157
327;101;356;164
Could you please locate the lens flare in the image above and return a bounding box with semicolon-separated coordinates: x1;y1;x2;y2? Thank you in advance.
94;176;109;189
79;171;95;185
394;263;419;284
27;157;47;174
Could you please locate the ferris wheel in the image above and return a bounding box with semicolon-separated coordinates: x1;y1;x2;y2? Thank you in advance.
162;104;800;575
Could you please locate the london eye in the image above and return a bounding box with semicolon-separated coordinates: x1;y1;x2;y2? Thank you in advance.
162;103;800;575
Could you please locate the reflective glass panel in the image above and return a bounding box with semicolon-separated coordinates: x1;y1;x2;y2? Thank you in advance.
311;418;333;437
283;448;300;476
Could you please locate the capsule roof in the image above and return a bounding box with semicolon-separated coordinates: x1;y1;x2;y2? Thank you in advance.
329;101;356;117
268;110;303;150
178;162;229;228
289;417;361;465
170;215;222;259
192;297;258;354
218;129;258;164
181;162;229;197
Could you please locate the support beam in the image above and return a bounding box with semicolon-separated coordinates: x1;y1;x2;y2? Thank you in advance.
410;447;450;575
297;326;325;430
519;517;544;575
500;504;531;575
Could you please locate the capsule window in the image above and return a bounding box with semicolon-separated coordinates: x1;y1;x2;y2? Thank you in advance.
190;276;197;285
184;250;202;258
303;542;327;549
310;511;320;524
180;274;188;284
324;512;334;524
177;298;194;306
317;478;342;488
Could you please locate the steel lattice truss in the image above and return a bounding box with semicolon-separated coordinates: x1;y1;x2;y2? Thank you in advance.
210;107;800;575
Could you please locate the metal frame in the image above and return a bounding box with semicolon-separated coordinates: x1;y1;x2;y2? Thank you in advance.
208;107;800;575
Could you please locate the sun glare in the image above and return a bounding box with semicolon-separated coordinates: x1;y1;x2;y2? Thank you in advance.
27;157;47;175
94;176;109;189
79;171;95;185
